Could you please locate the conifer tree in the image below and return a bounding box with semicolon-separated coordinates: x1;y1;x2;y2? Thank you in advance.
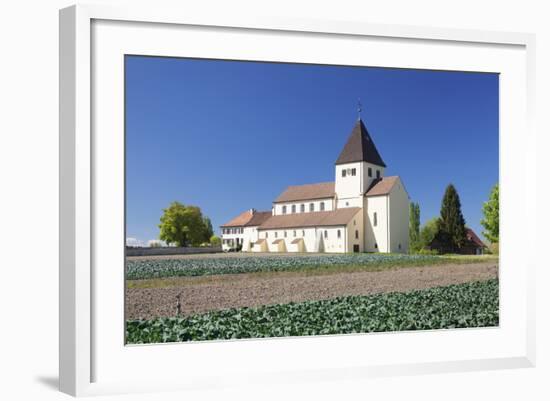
409;202;421;251
439;184;467;252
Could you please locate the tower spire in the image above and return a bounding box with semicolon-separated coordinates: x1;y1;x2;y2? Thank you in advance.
357;98;362;121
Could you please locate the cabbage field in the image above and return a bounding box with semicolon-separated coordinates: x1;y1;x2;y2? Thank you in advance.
126;279;499;343
126;253;445;280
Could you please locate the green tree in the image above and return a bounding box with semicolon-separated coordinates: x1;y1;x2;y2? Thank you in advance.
409;202;421;251
202;217;214;243
439;184;467;252
209;235;221;247
158;201;211;247
419;218;440;249
481;183;499;244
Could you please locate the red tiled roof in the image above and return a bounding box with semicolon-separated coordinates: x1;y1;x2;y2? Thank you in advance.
245;211;272;227
259;207;361;230
274;182;335;203
365;176;399;197
220;209;254;227
466;228;486;248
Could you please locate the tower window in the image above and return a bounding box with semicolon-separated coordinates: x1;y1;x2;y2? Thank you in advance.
282;205;287;214
300;204;305;213
291;205;296;213
374;212;378;227
342;169;346;177
376;170;381;179
368;167;372;177
320;202;325;211
351;168;356;176
309;203;314;212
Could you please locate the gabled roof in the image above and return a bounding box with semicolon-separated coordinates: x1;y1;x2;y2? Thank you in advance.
465;228;487;248
365;176;399;197
258;207;361;230
245;211;272;227
274;182;335;203
220;209;253;227
335;119;386;167
221;209;271;228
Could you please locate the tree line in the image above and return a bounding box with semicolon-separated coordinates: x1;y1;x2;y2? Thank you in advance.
409;183;499;254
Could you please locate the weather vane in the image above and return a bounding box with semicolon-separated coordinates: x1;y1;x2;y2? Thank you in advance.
357;98;362;120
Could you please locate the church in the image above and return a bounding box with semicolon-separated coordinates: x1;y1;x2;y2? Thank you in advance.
220;117;410;253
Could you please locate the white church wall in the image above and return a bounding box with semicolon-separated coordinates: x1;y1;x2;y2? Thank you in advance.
273;198;334;216
365;195;390;252
346;209;364;252
241;226;259;252
335;162;363;200
388;178;410;253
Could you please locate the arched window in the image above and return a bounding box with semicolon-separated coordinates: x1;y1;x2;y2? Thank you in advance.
291;205;296;213
284;231;287;238
324;230;328;239
282;205;287;214
275;232;278;238
300;204;305;213
309;203;314;212
374;212;378;227
320;202;325;211
293;230;296;237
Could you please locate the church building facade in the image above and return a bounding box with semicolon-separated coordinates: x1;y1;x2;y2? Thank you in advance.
220;118;409;253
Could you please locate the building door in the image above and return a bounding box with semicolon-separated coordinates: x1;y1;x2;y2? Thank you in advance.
353;244;359;253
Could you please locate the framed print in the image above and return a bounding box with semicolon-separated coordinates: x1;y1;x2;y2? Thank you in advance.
59;4;536;397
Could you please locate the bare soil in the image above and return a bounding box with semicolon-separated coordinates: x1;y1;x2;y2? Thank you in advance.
125;261;498;320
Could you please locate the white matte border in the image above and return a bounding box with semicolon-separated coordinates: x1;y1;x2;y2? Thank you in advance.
59;4;535;397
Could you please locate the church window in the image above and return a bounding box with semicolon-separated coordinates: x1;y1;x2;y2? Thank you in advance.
309;203;314;212
300;204;305;212
292;205;296;213
355;230;359;239
342;169;346;177
266;232;268;238
284;231;287;238
351;168;356;176
345;202;349;206
275;232;278;238
324;230;328;239
337;230;341;239
353;220;356;226
320;202;325;211
282;205;287;214
302;230;305;236
374;212;378;226
368;167;372;177
293;230;296;237
376;170;381;179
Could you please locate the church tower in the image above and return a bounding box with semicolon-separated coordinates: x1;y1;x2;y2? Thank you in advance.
334;118;386;208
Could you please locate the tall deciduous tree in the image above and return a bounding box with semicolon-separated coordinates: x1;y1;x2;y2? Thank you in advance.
158;201;212;247
481;183;499;244
409;202;421;251
439;184;467;252
419;218;440;249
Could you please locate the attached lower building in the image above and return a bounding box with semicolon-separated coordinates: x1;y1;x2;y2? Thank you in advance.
220;117;410;253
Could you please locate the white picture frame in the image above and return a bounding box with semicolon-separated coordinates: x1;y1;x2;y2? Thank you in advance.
59;4;536;397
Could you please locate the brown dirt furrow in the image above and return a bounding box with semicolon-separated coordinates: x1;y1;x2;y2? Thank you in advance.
125;262;498;320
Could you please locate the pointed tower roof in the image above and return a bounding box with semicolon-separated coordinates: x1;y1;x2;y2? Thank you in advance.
335;119;386;167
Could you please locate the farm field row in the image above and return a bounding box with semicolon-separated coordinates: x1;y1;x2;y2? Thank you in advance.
126;279;499;344
126;253;496;280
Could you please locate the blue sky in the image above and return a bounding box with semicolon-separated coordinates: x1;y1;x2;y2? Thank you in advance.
125;56;498;244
